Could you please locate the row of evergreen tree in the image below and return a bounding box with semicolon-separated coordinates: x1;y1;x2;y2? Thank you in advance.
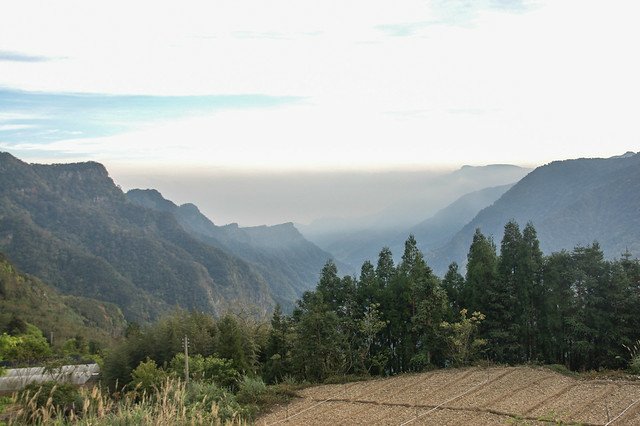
263;221;640;382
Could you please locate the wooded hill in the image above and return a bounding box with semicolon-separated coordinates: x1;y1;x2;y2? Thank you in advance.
0;152;333;322
127;189;337;311
429;152;640;274
0;252;125;350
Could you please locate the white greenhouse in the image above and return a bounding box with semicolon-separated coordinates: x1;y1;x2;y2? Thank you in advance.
0;363;100;393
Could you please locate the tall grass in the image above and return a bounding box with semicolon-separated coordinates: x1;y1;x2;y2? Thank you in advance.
623;339;640;374
9;378;248;425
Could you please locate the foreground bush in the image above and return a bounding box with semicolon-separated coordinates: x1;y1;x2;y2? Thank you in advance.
631;355;640;375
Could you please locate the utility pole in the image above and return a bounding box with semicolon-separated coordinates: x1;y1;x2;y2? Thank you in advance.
184;335;189;385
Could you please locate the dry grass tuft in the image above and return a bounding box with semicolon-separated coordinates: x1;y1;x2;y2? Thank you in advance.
8;378;248;425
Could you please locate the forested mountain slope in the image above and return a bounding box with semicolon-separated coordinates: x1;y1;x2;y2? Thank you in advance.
0;152;275;322
127;189;335;309
0;252;125;346
429;153;640;274
407;184;513;253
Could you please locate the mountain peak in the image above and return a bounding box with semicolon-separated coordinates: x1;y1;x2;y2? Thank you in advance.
127;189;177;212
0;151;24;164
179;202;201;214
31;161;112;182
610;151;636;159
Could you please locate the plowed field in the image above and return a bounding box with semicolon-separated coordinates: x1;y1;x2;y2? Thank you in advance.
258;367;640;425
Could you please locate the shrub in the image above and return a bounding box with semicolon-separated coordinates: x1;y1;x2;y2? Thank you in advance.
440;309;486;367
185;380;227;407
185;380;248;423
323;374;371;385
0;328;51;364
0;395;12;414
203;356;240;390
15;381;82;422
130;358;167;394
19;381;80;411
630;355;640;375
169;353;206;380
236;376;266;405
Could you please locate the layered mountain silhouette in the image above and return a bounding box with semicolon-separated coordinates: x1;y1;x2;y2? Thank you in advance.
301;165;528;270
1;150;637;318
127;189;337;309
0;152;332;322
428;152;640;274
400;184;514;254
320;184;513;270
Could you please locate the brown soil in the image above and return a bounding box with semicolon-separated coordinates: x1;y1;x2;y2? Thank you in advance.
257;366;640;425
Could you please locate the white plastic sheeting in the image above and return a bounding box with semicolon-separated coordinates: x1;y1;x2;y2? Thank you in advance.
0;363;100;392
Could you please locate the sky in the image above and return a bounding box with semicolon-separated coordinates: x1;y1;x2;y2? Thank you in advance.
1;0;639;225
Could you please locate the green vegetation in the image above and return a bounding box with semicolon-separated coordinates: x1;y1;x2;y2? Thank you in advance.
0;326;51;364
0;152;276;323
127;188;336;312
0;253;124;357
431;153;640;275
18;382;81;414
625;340;640;374
1;217;639;423
11;379;248;425
257;222;640;379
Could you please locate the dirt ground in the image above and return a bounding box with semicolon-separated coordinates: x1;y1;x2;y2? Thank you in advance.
257;366;640;425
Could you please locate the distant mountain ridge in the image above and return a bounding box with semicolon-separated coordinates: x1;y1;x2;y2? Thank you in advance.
3;149;636;316
127;189;335;309
428;152;640;274
300;164;530;270
403;184;514;253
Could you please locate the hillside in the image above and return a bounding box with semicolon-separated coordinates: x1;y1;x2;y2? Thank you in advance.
406;184;513;254
127;189;335;309
0;152;276;322
259;366;640;425
363;164;531;229
429;153;640;275
304;184;514;271
0;252;125;347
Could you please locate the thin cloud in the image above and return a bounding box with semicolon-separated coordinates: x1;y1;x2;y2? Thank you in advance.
0;124;36;131
375;21;440;37
0;50;56;62
376;0;533;36
0;88;304;145
0;0;637;175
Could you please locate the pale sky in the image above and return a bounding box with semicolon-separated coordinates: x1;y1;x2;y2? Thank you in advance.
0;1;638;224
